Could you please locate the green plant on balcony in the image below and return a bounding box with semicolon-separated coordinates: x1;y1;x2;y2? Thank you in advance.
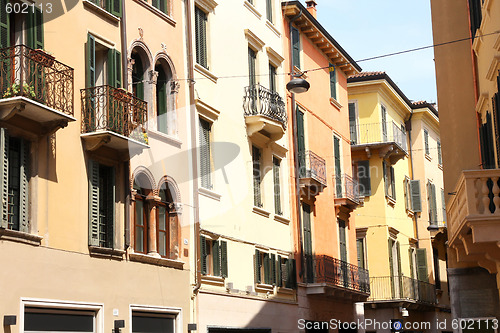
3;82;36;99
130;127;149;145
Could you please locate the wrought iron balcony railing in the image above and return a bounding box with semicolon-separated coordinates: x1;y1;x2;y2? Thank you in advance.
368;276;436;304
299;150;327;186
350;121;407;153
0;44;74;116
81;85;148;143
313;255;370;294
335;173;361;204
243;84;287;127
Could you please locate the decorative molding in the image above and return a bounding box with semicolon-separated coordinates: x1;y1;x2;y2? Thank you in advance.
266;46;284;66
252;206;271;218
147;130;183;148
494;34;500;51
486;56;500;81
472;30;483;54
201;275;225;287
356;227;368;238
129;252;184;269
329;97;343;111
131;166;157;192
195;0;218;13
245;29;265;51
265;20;281;37
88;246;125;259
194;63;218;83
243;0;262;19
270;142;288;157
132;0;176;26
476;93;489;113
274;214;290;225
388;226;399;240
199;187;222;201
483;0;492;12
82;0;120;24
196;98;220;122
158;175;183;204
0;228;42;246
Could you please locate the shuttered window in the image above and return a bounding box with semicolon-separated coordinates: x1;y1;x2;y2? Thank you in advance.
357;160;371;196
356;238;365;269
0;129;29;233
88;160;115;248
269;63;277;93
273;157;282;215
26;8;44;50
248;47;256;87
86;34;96;88
339;220;347;263
427;181;438;226
0;0;10;49
383;161;396;200
152;0;168;14
291;27;300;69
134;185;147;254
252;146;262;208
107;49;122;88
329;64;337;100
195;6;208;69
424;129;430;156
349;102;357;144
266;0;273;23
437;141;442;165
302;203;314;283
199;118;212;189
433;248;441;290
410;180;422;212
479;112;495;169
468;0;482;39
441;188;446;223
296;107;305;178
200;236;228;277
381;105;387;141
334;135;342;198
416;248;428;282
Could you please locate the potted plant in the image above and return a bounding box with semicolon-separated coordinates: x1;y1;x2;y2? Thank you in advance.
3;82;36;99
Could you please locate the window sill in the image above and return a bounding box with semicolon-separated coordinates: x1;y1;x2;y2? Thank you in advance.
274;214;290;225
243;0;262;19
265;20;280;37
277;287;294;294
406;209;415;218
330;97;343;111
148;130;183;148
129;252;184;269
255;283;274;293
0;228;42;246
201;275;225;287
386;195;396;207
195;63;218;83
89;246;125;259
438;164;443;171
82;0;120;24
425;154;432;162
132;0;176;26
252;206;271;218
199;187;221;201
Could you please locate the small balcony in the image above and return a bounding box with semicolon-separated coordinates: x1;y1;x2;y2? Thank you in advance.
306;255;370;300
334;174;361;209
446;169;500;273
243;84;287;141
299;150;327;196
80;85;148;156
368;276;436;305
0;45;75;135
350;121;407;161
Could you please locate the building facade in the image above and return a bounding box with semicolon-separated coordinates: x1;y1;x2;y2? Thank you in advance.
431;0;500;324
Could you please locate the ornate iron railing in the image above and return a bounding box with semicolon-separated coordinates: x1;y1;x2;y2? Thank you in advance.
0;44;74;116
314;255;370;294
299;150;327;186
243;84;287;127
350;121;407;153
335;174;360;204
80;85;148;143
368;276;436;304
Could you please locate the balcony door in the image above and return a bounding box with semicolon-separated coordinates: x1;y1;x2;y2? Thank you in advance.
302;202;314;283
296;107;305;178
338;219;348;287
334;135;342;198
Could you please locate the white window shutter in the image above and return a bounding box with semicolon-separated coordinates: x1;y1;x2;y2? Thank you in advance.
0;128;8;229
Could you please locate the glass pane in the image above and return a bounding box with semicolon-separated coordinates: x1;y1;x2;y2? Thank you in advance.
132;314;174;333
159;231;166;257
159;206;166;230
136;226;144;253
136;200;144;226
25;311;94;332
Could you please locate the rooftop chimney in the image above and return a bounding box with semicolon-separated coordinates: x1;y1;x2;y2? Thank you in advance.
305;0;317;19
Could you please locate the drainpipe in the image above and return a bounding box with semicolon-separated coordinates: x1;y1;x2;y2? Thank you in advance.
288;9;304;281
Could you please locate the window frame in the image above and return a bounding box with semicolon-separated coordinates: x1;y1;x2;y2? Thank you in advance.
194;5;209;69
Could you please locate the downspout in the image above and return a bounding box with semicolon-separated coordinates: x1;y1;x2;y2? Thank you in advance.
120;0;131;247
288;9;304;281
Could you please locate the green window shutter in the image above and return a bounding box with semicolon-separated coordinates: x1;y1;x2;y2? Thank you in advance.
269;63;277;92
396;241;402;276
409;249;415;279
271;253;276;286
334;135;342;198
277;255;282;287
285;258;297;288
410;180;422;212
194;6;207;69
212;240;220;276
88;160;100;246
110;0;122;17
19;139;29;233
200;235;207;275
431;183;438;223
252;146;262;207
437;141;442;165
403;178;409;210
199;118;212;189
0;0;10;48
107;49;122;88
441;189;446;223
291;27;300;69
339;220;347;262
348;103;357;144
153;0;167;13
388;239;394;277
263;253;271;284
248;47;256;87
296;107;305;177
152;0;159;9
357;160;371;196
390;166;396;199
416;248;428;282
0;128;8;229
383;161;388;196
424;129;430;155
27;8;44;50
86;34;96;88
356;238;364;269
254;249;261;283
220;240;228;278
329;63;336;99
266;0;272;22
273;157;281;215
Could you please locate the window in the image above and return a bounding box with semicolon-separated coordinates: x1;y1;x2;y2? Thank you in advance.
155;60;175;135
252;145;262;208
433;248;441;290
277;255;296;288
403;177;422;213
424;129;430;156
255;250;296;287
356;160;371;196
200;236;228;277
334;135;342;198
134;183;148;254
383;161;396;200
199;118;212;189
291;26;300;69
437;140;442;165
157;188;171;258
468;0;482;39
296;107;306;177
416;248;428;282
195;6;208;69
273;157;282;215
427;180;438;226
248;47;257;87
479;111;495;169
0;128;29;232
329;63;337;100
132;311;175;333
388;239;402;297
381;105;388;141
86;34;121;89
24;307;95;333
86;0;122;17
266;0;273;22
408;247;416;280
338;220;347;263
348;102;358;144
88;160;115;248
152;0;169;15
269;63;277;92
356;238;366;269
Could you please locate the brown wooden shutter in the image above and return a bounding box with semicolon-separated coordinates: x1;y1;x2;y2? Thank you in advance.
254;249;261;283
200;236;207;275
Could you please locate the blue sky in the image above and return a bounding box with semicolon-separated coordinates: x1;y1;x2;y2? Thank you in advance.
309;0;437;103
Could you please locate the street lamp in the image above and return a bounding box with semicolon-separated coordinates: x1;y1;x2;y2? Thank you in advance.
286;76;310;94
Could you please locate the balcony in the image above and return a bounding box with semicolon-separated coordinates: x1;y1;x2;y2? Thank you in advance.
299;150;327;196
446;169;500;273
0;45;75;135
306;255;370;300
243;84;287;141
368;276;436;306
334;174;361;209
350;121;407;161
80;85;148;156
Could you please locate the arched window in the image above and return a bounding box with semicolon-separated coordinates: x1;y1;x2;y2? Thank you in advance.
155;59;175;135
133;174;152;254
